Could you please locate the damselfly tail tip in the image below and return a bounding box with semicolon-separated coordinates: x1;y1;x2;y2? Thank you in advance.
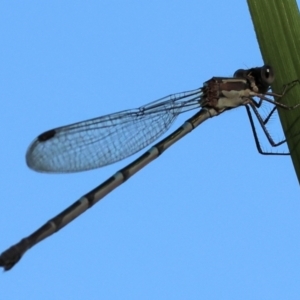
0;247;22;271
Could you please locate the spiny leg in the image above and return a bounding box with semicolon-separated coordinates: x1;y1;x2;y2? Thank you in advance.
265;79;300;99
255;79;300;110
245;105;267;155
245;103;289;155
247;79;300;153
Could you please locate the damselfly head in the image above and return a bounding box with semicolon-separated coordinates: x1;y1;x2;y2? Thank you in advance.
234;65;274;94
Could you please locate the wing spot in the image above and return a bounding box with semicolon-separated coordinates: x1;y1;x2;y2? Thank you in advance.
38;129;56;142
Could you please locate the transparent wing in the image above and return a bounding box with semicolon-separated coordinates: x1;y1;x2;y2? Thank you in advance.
26;88;203;173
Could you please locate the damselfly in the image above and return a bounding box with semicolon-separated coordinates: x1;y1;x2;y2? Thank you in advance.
1;65;299;270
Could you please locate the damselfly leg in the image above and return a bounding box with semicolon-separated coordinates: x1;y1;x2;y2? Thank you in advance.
234;66;300;155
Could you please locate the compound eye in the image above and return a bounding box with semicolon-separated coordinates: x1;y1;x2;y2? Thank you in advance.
261;65;275;85
233;69;247;78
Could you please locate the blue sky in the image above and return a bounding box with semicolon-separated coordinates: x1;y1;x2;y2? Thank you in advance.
1;1;300;299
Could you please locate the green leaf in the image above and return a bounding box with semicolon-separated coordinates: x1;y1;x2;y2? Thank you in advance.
247;0;300;183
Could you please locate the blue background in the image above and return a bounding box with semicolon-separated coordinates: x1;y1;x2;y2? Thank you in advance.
1;1;300;299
